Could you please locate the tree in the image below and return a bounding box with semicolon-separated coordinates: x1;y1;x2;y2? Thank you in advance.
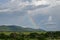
37;33;46;40
28;33;39;39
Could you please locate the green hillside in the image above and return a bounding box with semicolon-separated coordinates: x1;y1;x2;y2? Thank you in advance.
0;25;45;32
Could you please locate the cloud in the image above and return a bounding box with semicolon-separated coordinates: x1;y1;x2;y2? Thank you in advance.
0;0;60;31
0;0;60;12
26;0;60;31
29;5;60;31
48;16;52;21
0;0;50;12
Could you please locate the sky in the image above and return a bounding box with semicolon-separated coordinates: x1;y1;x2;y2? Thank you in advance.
0;0;60;31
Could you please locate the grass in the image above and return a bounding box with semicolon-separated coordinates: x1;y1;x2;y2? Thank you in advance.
0;31;46;35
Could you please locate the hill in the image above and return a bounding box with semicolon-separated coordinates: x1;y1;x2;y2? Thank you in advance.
0;25;45;32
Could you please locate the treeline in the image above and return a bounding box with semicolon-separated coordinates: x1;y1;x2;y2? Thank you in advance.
0;32;60;40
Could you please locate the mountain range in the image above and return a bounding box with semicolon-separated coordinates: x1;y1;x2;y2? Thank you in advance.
0;25;45;32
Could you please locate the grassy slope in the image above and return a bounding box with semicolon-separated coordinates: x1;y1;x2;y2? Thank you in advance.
0;25;45;32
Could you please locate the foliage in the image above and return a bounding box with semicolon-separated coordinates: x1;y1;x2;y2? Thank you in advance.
0;32;59;40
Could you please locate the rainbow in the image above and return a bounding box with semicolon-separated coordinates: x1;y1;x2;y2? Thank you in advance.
28;13;40;29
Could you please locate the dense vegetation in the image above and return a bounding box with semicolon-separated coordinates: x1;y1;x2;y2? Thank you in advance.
0;25;60;40
0;31;60;40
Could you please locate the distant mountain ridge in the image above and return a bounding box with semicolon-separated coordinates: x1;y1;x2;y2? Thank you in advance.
0;25;45;32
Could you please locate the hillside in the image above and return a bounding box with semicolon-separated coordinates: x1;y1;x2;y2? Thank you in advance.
0;25;45;32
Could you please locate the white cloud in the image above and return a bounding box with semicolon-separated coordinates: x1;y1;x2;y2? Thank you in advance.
48;16;52;21
0;0;25;12
27;1;60;31
0;0;50;12
0;0;60;31
0;0;60;12
31;0;49;6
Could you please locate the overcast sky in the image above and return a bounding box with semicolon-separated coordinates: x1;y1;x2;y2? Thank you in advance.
0;0;60;31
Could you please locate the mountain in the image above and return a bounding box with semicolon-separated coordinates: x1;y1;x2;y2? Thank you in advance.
0;25;45;32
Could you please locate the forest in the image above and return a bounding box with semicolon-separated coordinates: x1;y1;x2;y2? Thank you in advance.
0;31;60;40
